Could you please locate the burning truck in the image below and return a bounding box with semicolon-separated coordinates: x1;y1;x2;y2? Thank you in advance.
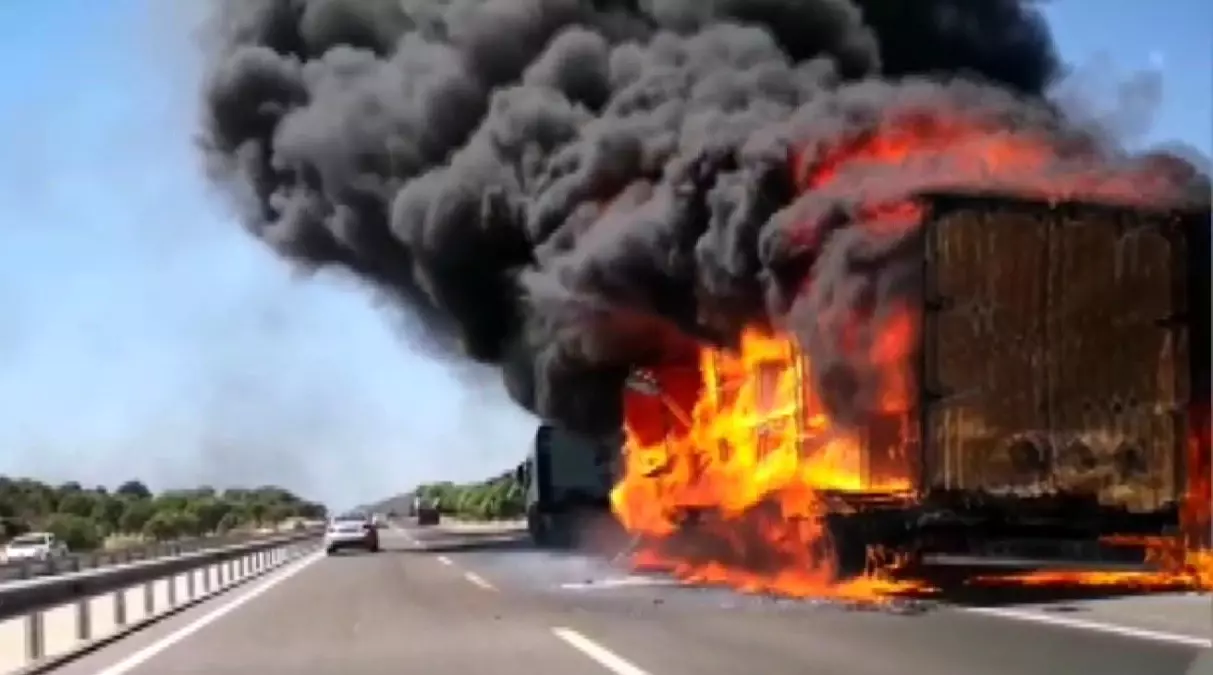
522;191;1211;598
198;0;1213;600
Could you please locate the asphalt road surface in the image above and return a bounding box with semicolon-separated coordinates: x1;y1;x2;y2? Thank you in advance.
45;523;1210;675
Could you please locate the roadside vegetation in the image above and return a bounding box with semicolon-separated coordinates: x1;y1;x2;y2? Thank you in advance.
0;476;327;553
412;470;525;521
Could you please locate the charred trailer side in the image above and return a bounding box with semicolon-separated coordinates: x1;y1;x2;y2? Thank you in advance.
617;192;1210;572
905;192;1211;563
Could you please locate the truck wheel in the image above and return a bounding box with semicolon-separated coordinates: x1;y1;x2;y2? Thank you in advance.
825;516;870;580
550;512;577;549
527;508;550;547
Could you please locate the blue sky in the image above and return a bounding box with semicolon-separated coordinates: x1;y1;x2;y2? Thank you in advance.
0;1;1208;508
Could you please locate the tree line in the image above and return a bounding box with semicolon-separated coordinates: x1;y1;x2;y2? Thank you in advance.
413;469;524;521
0;476;327;552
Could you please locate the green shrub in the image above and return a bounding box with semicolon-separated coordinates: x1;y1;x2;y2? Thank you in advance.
0;476;326;547
413;470;525;521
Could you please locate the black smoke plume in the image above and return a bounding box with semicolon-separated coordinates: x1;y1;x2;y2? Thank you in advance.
198;0;1207;435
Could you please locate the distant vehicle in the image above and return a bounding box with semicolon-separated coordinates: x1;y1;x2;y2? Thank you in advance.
323;513;380;554
416;505;440;526
3;532;68;563
414;497;440;526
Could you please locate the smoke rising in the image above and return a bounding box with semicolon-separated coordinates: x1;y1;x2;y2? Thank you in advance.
198;0;1208;435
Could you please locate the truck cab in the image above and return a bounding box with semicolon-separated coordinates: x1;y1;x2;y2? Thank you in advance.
518;424;619;548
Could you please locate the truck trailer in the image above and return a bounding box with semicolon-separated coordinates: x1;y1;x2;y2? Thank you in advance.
522;191;1211;576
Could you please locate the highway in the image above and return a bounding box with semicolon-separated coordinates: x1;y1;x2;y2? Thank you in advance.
41;523;1209;675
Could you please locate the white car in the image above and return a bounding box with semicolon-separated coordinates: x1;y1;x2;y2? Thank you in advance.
323;514;380;554
3;532;68;563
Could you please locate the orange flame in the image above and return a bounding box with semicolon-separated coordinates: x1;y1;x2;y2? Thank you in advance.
791;113;1191;207
610;328;926;600
610;327;1212;599
607;111;1211;600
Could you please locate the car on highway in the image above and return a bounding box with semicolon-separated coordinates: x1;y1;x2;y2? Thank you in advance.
323;513;380;555
2;532;68;563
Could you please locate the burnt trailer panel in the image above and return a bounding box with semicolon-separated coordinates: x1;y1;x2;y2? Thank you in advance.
616;192;1209;564
913;192;1210;551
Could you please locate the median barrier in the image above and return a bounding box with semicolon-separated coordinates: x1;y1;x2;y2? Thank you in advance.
0;528;322;674
0;528;307;583
439;519;527;532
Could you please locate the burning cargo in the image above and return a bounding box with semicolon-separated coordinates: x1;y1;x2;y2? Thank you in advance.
607;191;1211;596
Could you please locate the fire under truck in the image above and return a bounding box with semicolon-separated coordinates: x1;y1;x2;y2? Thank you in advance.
520;191;1211;575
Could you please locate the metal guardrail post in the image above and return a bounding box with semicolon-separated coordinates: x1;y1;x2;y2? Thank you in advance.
113;586;126;628
74;599;89;642
24;611;43;663
143;581;154;616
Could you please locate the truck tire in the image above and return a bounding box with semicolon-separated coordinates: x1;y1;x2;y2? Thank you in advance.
527;507;551;547
825;515;871;580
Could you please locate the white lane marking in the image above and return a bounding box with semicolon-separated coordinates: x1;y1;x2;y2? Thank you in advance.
397;530;420;546
463;571;496;591
437;555;454;566
91;551;324;675
962;606;1213;648
552;627;652;675
560;576;681;591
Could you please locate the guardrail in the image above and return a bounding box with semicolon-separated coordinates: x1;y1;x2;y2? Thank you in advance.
0;528;322;674
0;528;312;583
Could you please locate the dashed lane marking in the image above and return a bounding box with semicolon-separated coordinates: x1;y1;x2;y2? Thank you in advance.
559;576;683;591
551;627;653;675
963;606;1212;648
463;571;496;591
